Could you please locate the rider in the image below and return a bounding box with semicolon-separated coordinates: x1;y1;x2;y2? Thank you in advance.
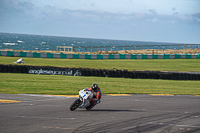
86;83;101;109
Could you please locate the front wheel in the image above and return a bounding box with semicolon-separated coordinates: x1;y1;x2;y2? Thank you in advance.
70;98;82;111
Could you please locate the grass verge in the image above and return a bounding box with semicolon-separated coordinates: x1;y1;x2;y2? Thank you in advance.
0;56;200;72
0;73;200;95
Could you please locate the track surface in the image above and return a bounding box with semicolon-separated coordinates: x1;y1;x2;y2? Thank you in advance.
0;93;200;133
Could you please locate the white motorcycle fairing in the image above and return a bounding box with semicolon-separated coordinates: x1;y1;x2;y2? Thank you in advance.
70;88;94;111
78;89;93;108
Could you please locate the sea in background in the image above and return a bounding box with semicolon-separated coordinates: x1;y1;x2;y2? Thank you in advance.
0;32;188;52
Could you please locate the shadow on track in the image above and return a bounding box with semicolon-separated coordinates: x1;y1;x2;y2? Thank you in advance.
88;109;143;112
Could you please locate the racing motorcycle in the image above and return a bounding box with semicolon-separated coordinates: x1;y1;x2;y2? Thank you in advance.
70;89;96;111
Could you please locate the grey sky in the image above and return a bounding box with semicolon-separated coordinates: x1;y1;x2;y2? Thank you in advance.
0;0;200;43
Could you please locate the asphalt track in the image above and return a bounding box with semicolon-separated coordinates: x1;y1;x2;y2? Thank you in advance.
0;93;200;133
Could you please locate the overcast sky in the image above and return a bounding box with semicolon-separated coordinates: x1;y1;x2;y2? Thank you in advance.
0;0;200;44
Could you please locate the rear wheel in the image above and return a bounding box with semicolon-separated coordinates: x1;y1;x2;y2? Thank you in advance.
86;104;95;110
70;98;82;111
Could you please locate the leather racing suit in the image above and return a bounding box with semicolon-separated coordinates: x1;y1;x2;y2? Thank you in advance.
87;87;101;104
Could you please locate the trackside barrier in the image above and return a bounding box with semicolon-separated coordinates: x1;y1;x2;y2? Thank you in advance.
0;64;200;80
0;51;200;59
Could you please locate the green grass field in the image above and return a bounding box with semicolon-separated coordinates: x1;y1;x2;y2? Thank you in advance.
0;56;200;95
0;56;200;72
0;73;200;95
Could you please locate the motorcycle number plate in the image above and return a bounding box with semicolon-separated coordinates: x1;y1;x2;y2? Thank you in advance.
80;91;86;98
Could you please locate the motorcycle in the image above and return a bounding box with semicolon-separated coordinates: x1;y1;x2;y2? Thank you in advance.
70;89;96;111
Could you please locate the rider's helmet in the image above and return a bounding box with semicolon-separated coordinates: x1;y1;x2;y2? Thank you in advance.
92;83;98;91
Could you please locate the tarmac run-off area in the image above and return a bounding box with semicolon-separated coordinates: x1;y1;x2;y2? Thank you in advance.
0;93;200;133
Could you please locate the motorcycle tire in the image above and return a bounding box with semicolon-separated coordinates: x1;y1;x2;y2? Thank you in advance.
70;98;82;111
